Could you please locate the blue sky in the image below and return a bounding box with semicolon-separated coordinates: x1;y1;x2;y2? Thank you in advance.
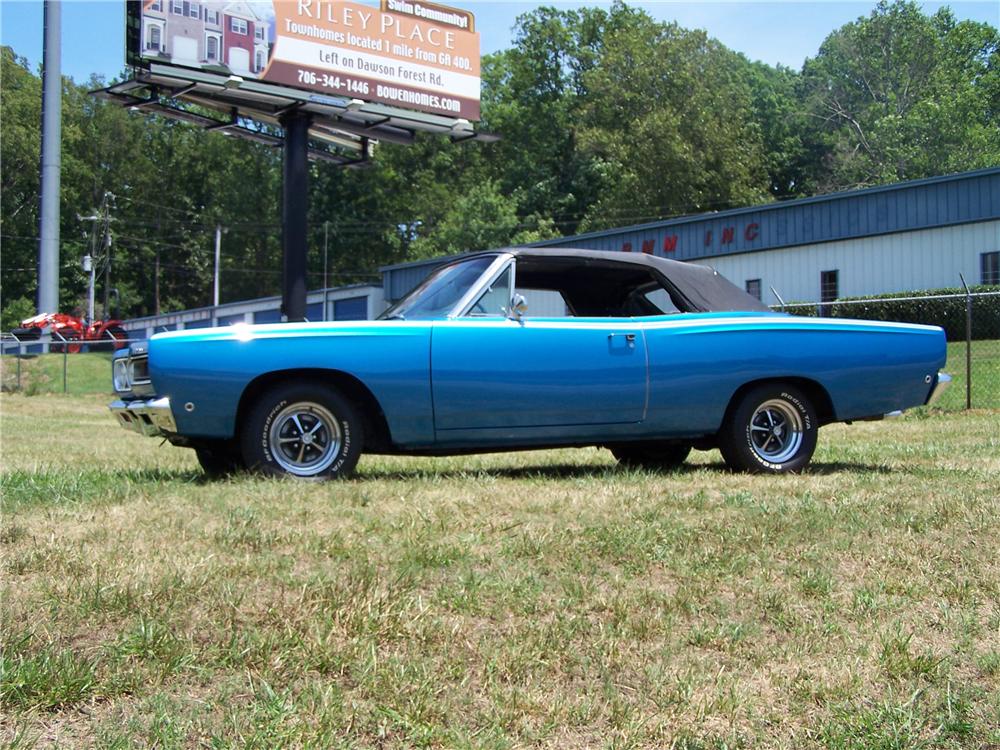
2;0;998;84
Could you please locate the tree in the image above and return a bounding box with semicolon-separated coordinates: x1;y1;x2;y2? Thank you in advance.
1;48;43;310
744;62;809;199
577;14;771;229
799;0;1000;190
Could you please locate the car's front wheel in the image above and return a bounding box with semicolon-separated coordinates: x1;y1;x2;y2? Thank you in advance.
610;442;691;471
719;383;818;473
241;382;363;479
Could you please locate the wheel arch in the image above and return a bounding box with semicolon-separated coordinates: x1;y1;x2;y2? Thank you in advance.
722;377;836;430
235;368;393;451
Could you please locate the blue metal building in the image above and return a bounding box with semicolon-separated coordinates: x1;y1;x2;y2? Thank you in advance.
383;167;1000;306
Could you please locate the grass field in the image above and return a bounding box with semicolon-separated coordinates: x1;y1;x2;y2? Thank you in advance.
0;352;117;397
1;390;998;748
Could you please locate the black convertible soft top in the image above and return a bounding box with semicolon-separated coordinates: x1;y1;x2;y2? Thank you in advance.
501;247;771;314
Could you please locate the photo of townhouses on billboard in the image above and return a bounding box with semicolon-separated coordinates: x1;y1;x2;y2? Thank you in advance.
131;0;481;119
137;1;275;79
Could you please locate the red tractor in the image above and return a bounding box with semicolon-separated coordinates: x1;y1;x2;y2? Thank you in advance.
11;313;128;353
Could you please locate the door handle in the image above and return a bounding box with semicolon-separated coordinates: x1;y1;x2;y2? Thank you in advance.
608;333;637;347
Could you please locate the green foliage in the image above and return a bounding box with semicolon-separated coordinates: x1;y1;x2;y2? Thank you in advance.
828;286;1000;340
410;180;557;256
1;296;36;331
1;49;42;307
798;0;1000;191
1;635;98;710
578;12;771;229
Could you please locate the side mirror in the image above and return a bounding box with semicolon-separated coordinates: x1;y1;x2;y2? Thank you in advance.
508;293;528;321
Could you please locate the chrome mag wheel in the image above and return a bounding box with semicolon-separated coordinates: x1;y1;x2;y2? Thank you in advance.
269;401;342;476
748;398;804;464
719;383;818;474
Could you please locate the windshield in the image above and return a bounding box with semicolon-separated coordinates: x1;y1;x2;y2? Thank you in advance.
379;255;498;320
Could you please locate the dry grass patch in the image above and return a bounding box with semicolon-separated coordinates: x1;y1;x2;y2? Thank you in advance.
2;393;999;748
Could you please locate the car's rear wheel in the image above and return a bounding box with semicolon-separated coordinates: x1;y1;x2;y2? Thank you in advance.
719;383;817;473
610;442;691;471
241;382;363;479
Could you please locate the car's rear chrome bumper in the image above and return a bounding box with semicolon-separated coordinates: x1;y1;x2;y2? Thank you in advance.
110;397;176;437
926;372;952;406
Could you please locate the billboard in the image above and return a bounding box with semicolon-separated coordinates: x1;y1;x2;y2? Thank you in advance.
129;0;480;119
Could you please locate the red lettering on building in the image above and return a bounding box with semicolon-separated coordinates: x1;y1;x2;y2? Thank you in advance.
704;231;712;246
744;222;760;241
721;227;735;244
622;242;632;253
641;239;655;254
663;235;678;253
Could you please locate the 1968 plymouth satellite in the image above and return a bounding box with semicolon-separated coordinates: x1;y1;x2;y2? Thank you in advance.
110;248;950;477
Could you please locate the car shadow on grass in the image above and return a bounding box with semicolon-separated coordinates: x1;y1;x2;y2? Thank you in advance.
353;459;896;482
800;461;896;475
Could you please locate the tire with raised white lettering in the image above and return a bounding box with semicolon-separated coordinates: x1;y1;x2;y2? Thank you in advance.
241;382;363;479
719;384;817;474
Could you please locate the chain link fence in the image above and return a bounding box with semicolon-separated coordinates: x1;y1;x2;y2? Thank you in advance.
1;329;133;396
778;289;1000;410
3;291;999;408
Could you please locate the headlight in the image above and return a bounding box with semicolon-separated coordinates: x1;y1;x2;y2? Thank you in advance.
113;358;130;392
128;356;150;385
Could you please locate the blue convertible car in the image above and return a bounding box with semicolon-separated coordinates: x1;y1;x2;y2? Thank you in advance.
110;248;949;477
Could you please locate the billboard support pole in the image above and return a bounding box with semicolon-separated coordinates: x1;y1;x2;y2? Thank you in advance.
280;110;312;322
37;0;62;316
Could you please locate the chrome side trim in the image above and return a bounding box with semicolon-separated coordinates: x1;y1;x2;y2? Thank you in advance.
109;397;177;437
926;372;952;405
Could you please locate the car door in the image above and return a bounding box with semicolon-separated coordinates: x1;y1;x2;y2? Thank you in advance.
431;316;648;432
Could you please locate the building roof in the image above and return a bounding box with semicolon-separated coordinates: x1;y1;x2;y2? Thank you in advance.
532;167;1000;262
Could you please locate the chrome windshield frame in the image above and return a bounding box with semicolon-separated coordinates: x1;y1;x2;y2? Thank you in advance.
454;254;516;318
445;253;514;319
379;253;510;321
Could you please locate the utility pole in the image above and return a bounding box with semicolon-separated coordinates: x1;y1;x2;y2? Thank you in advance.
77;195;111;324
37;0;62;314
322;220;329;321
100;196;113;317
154;214;161;315
214;224;222;307
82;254;95;325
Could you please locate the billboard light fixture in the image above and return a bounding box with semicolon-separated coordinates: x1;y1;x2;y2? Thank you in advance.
224;75;244;90
346;99;365;112
308;93;351;108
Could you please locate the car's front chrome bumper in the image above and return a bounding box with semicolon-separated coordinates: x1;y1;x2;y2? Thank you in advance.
926;372;952;406
109;397;177;437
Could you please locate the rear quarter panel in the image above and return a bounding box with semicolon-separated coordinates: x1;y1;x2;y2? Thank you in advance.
642;313;947;435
